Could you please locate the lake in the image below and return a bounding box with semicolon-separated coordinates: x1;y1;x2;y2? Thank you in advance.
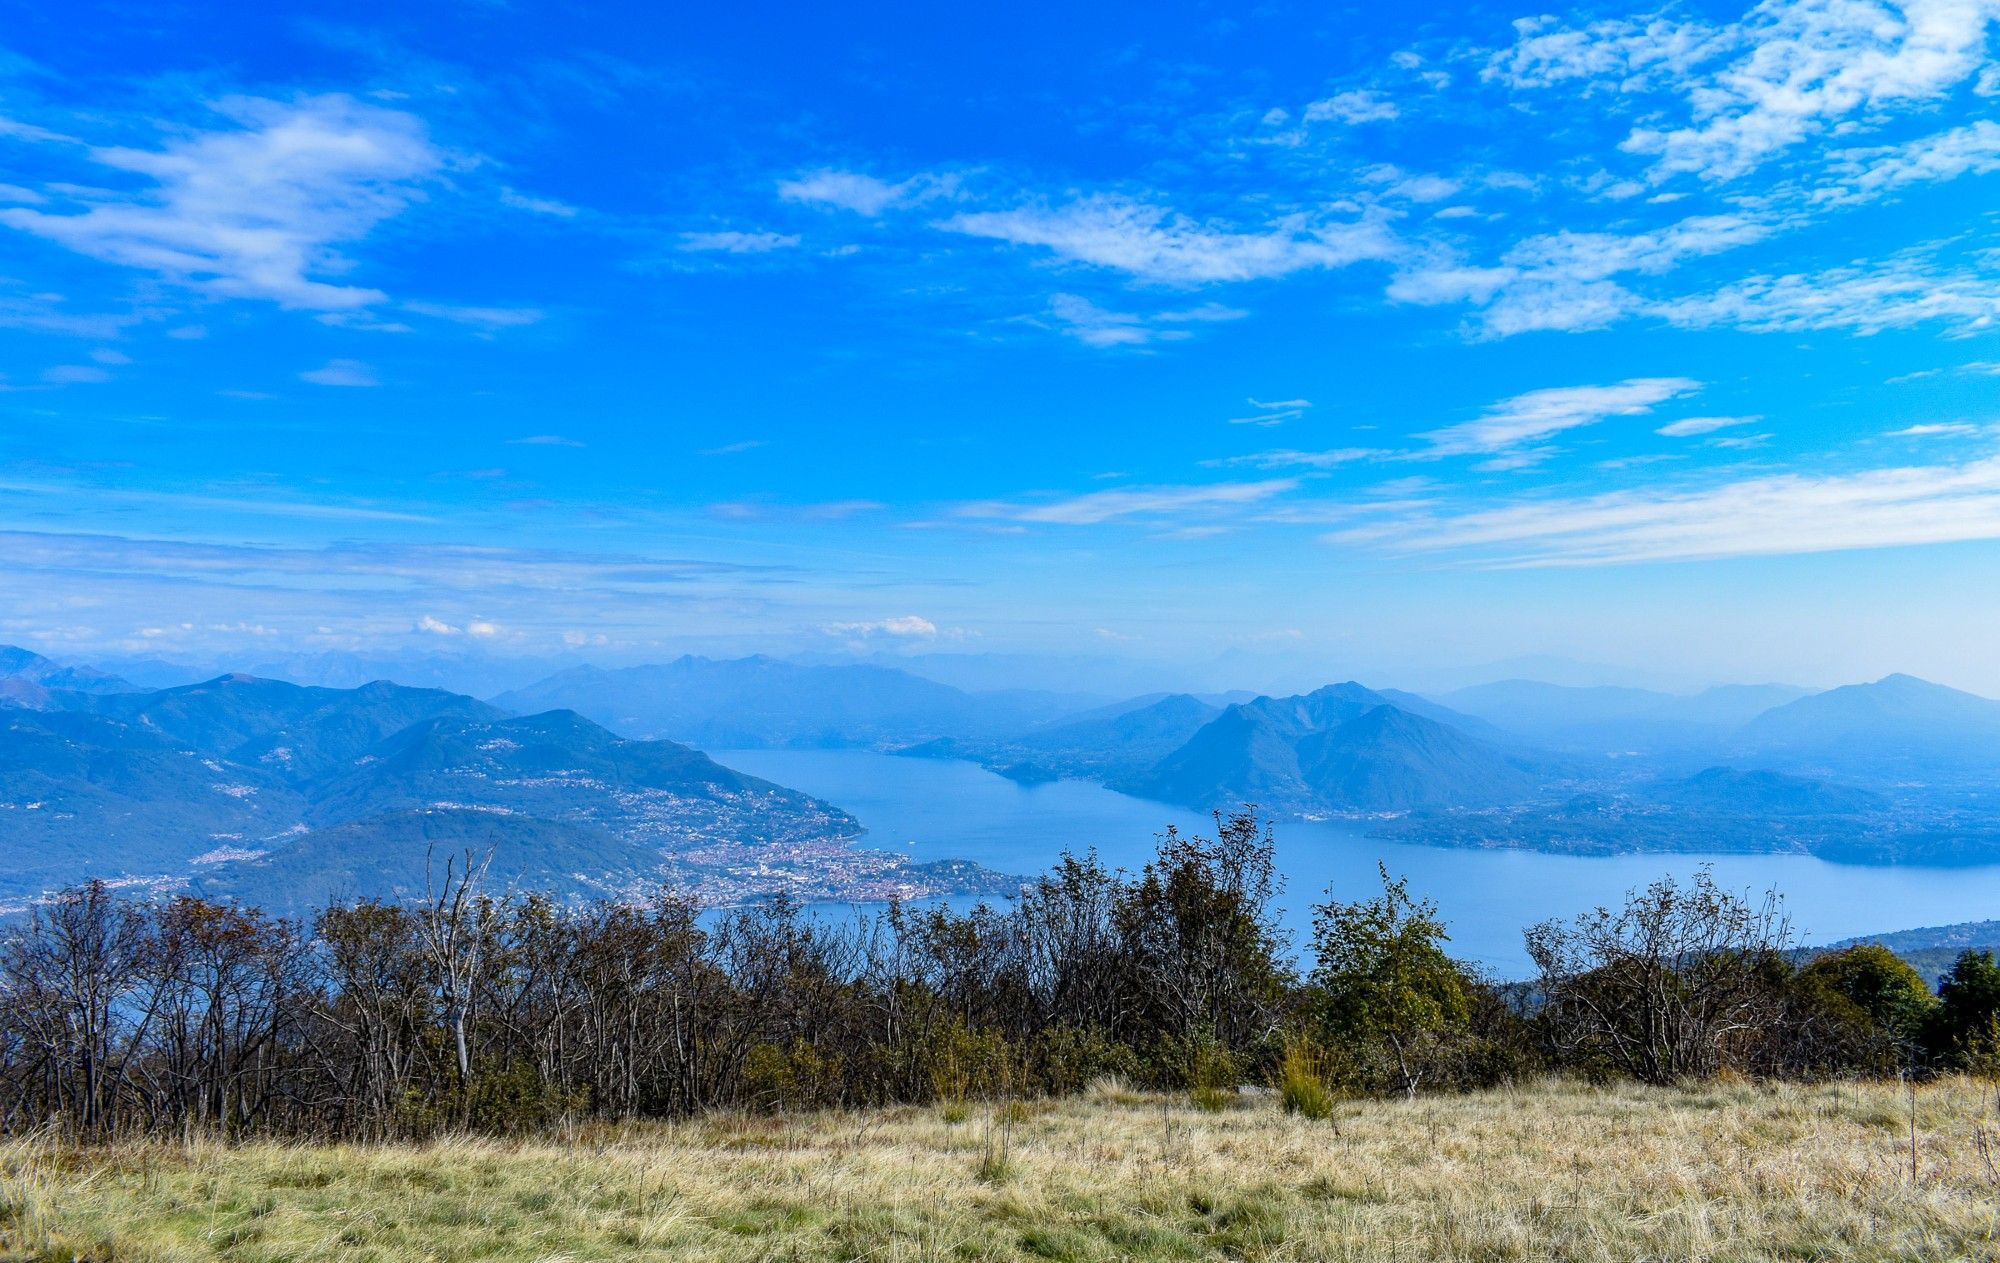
716;748;2000;977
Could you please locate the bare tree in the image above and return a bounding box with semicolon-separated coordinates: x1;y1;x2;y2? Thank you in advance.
1526;867;1790;1083
420;847;495;1105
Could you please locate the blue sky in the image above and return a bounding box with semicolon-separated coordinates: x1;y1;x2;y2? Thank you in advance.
5;0;2000;692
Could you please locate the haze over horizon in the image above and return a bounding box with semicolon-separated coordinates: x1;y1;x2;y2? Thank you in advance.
7;0;2000;692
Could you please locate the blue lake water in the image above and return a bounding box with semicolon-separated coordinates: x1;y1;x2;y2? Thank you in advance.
715;748;2000;977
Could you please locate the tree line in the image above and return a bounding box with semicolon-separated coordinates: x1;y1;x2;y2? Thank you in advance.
2;811;1996;1140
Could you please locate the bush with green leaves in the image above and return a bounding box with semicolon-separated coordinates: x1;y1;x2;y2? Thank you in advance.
1309;864;1471;1098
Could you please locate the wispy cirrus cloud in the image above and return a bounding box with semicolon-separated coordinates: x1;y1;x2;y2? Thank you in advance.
1656;252;2000;335
1421;377;1703;456
498;187;578;217
1229;397;1312;427
402;301;543;330
941;195;1397;286
958;478;1300;525
1206;447;1380;470
677;229;800;253
1040;292;1247;347
300;358;377;387
778;168;955;216
0;95;440;311
1887;422;1983;437
1330;451;2000;567
1657;414;1759;437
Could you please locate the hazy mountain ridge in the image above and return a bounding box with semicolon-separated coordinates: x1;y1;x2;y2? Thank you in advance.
899;693;1227;784
493;655;1094;749
0;645;131;695
1437;679;1817;752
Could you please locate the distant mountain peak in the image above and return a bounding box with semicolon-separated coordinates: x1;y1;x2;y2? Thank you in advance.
1124;682;1541;814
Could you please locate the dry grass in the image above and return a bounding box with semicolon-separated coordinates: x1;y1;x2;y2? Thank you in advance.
4;1077;2000;1261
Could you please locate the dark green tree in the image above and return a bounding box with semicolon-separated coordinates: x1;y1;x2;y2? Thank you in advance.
1798;945;1935;1042
1927;949;2000;1070
1310;864;1469;1098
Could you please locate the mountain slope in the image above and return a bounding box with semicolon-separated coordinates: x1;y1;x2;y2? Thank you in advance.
1648;767;1886;816
66;675;504;780
1295;706;1542;810
304;709;855;844
1732;674;2000;775
0;710;307;897
1122;684;1544;814
195;808;696;914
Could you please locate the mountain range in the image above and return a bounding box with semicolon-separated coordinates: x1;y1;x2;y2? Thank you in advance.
889;672;2000;862
1437;679;1814;753
492;655;1093;749
0;666;1020;913
10;640;2000;887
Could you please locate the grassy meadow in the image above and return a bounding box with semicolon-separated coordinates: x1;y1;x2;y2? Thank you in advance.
4;1077;1999;1262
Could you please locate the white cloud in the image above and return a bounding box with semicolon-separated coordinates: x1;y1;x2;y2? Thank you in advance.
1421;377;1703;455
415;615;460;635
1490;0;2000;182
0;95;440;310
1208;448;1380;469
959;478;1300;525
1303;90;1401;124
508;434;585;447
1887;422;1982;436
677;230;800;253
300;358;377;387
1819;118;2000;203
403;301;543;329
823;615;939;637
777;169;952;215
1043;292;1247;347
1229;397;1314;427
1329;451;2000;566
499;187;578;217
466;620;501;636
941;195;1397;285
1658;254;2000;335
1485;14;1733;92
1658;414;1760;436
1390;214;1773;336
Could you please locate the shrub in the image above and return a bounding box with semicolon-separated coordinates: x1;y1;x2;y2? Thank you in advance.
1310;865;1471;1097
